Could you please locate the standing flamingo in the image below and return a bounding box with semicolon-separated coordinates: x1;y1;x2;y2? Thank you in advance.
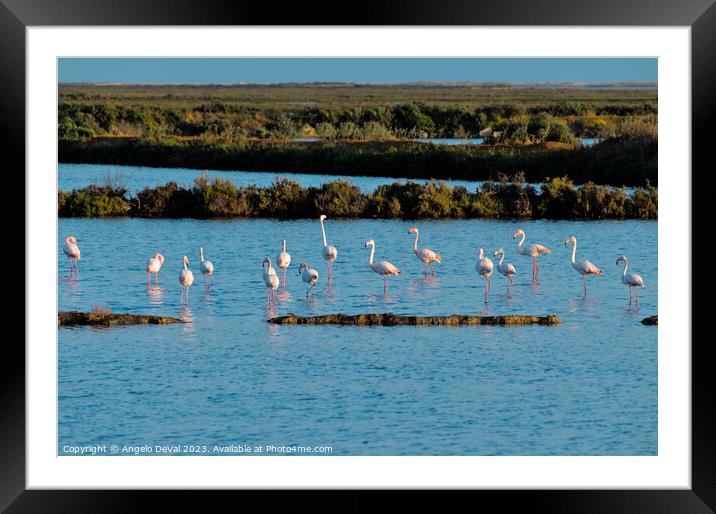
493;248;517;296
513;229;551;283
178;256;194;304
319;215;338;283
199;248;214;290
146;253;164;286
616;255;645;305
63;236;81;279
564;236;603;296
276;240;291;288
262;257;280;306
364;239;401;294
298;263;319;299
476;248;494;303
408;227;442;276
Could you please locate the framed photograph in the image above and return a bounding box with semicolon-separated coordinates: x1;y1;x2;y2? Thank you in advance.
7;0;712;510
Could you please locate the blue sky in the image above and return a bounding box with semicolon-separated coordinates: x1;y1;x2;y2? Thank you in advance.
58;58;657;85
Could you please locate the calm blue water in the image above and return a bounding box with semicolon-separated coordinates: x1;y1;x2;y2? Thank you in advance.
58;218;657;456
58;163;489;195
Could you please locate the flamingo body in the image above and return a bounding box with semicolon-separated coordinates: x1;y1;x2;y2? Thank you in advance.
565;236;602;296
262;257;280;305
63;236;81;278
199;248;214;289
277;240;291;288
298;262;319;298
365;239;400;294
513;229;550;282
617;255;645;305
494;248;516;296
408;227;441;276
146;252;164;286
476;248;494;303
178;256;194;303
319;215;338;283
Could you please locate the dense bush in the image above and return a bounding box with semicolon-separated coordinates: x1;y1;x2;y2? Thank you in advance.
59;175;657;220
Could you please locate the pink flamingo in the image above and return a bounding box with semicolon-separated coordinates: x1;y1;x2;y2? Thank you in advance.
476;248;494;303
493;247;517;296
178;256;194;304
276;240;291;288
63;236;81;279
262;257;280;306
319;215;338;283
364;239;400;294
616;255;645;305
408;227;441;276
513;229;551;283
565;236;602;296
146;253;164;286
298;262;319;299
199;248;214;290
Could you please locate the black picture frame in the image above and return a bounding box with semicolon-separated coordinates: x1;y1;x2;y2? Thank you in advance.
5;0;711;510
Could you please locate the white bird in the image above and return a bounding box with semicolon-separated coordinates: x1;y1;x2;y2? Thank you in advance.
146;253;164;286
262;257;280;306
178;256;194;304
364;239;401;294
319;215;338;283
493;247;517;296
276;240;291;288
298;262;319;299
616;255;645;305
408;227;442;276
476;248;494;303
63;235;81;279
199;247;214;289
564;236;603;296
513;229;551;283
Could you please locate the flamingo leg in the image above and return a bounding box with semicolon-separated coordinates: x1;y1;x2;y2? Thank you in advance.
186;286;189;303
508;276;512;296
629;287;633;305
532;256;537;282
423;262;427;276
147;272;151;287
430;262;435;276
155;272;159;286
384;276;388;295
636;287;639;305
583;275;587;296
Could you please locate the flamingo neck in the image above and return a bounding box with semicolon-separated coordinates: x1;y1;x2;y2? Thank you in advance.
200;248;204;261
412;231;419;252
570;240;577;264
282;240;286;252
621;259;628;276
498;252;505;265
517;232;526;248
368;245;375;265
320;218;328;247
183;259;188;270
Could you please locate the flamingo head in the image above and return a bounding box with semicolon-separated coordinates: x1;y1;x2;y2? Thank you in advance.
616;255;627;265
564;236;576;246
512;229;524;239
262;257;271;268
494;247;504;257
183;255;189;265
478;248;484;259
156;253;165;265
319;214;327;222
364;239;375;248
66;235;77;244
298;262;307;274
408;227;418;235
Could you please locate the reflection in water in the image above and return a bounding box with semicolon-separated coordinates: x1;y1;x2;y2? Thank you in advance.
147;286;164;305
178;305;195;336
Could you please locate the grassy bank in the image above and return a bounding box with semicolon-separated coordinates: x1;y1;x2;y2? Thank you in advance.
59;136;657;187
58;174;658;220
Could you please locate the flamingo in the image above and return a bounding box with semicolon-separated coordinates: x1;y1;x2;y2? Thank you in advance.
262;257;280;305
199;247;214;289
364;239;401;294
564;236;603;296
298;262;319;299
276;240;291;288
178;256;194;304
63;236;81;278
616;255;645;305
408;227;442;276
319;215;338;283
513;229;551;283
146;253;164;286
493;248;517;296
476;248;494;303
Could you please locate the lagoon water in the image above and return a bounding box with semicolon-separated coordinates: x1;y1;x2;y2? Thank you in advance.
58;217;657;455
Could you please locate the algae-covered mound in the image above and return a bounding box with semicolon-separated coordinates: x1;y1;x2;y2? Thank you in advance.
267;313;560;326
59;311;185;327
641;315;658;325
